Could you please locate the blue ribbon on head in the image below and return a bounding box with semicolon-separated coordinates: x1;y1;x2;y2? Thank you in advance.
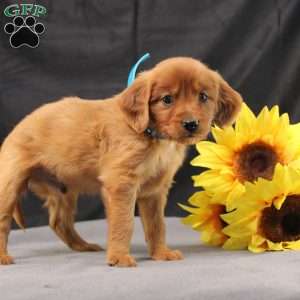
127;53;150;87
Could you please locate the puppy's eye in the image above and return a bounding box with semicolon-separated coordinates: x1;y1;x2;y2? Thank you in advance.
162;95;173;106
199;92;208;102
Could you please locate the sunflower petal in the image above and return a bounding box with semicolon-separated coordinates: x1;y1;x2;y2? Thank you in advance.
187;191;211;207
211;125;236;149
200;222;227;246
225;181;245;210
178;203;202;215
222;236;249;250
222;216;257;238
273;194;286;210
266;240;284;251
285;240;300;250
248;243;267;253
192;170;233;193
251;234;266;247
235;103;256;135
181;215;205;228
269;105;280;121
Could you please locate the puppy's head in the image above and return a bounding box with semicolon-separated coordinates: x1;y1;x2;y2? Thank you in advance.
120;57;242;144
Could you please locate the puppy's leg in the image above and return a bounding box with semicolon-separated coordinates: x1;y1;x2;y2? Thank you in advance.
138;193;183;261
0;165;28;265
29;180;102;252
101;178;137;267
48;192;102;252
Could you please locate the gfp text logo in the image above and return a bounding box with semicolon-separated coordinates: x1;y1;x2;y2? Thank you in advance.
3;4;47;48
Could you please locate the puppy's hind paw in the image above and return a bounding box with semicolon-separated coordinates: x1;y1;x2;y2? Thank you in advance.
0;254;14;265
107;253;137;267
84;243;103;252
71;242;103;252
152;248;183;261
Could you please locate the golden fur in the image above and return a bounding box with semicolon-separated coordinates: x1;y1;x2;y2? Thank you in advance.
0;57;242;266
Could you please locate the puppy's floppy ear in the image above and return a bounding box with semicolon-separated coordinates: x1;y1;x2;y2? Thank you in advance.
214;76;243;127
120;72;152;133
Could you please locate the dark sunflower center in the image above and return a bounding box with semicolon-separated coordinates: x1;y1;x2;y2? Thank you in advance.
234;141;279;183
260;196;300;243
281;213;300;236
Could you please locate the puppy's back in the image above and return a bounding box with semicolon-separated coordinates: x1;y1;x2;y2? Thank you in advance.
1;97;107;163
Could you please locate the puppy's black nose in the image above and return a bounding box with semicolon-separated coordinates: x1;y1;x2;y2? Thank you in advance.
182;119;199;133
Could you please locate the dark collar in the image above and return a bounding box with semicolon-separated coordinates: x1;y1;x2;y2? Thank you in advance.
144;127;164;139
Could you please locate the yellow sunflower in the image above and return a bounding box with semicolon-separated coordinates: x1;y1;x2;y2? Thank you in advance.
222;164;300;252
192;103;300;210
179;191;228;246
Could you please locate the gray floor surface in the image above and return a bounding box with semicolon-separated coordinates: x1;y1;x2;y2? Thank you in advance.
1;218;300;300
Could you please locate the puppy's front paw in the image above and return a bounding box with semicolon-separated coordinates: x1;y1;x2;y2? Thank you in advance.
0;254;14;265
107;253;137;267
152;248;183;261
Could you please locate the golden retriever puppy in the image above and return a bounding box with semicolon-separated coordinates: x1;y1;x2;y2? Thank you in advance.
0;57;242;267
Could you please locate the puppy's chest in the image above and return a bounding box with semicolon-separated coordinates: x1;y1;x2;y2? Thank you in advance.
137;141;184;184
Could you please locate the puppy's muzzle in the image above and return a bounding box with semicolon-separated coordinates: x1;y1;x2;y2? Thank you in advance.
182;119;199;133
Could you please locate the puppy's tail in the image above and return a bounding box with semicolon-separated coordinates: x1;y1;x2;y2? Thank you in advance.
13;201;25;230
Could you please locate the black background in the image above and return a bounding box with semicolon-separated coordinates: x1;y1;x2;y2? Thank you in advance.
0;0;299;228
